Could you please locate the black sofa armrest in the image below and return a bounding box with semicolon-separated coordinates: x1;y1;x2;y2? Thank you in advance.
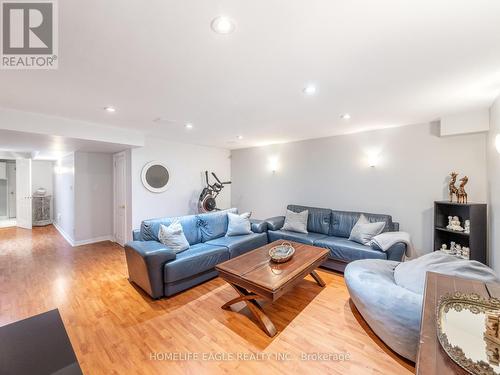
265;216;285;231
124;241;176;299
386;242;406;261
392;222;400;231
250;219;268;233
371;241;406;262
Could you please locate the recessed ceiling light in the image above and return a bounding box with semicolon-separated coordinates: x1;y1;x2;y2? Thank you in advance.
341;113;351;120
303;85;316;96
211;16;236;34
185;122;193;129
104;106;116;113
237;135;244;140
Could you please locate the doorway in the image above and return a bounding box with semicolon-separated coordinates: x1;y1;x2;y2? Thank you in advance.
113;152;127;246
0;160;17;228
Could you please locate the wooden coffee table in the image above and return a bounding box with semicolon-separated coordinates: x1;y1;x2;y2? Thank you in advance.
216;240;328;337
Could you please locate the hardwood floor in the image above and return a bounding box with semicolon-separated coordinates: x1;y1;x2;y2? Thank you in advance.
0;225;415;374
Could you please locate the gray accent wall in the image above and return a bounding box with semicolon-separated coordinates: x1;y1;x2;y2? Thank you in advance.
231;123;488;255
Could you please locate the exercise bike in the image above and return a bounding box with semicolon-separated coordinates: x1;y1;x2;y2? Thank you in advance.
198;171;231;213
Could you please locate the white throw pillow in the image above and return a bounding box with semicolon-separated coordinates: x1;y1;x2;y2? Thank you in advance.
282;209;308;234
348;214;386;245
158;219;190;253
226;212;252;236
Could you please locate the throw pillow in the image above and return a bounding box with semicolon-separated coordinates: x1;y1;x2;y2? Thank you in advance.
394;251;499;295
226;212;252;236
158;219;190;253
348;214;386;245
282;209;308;234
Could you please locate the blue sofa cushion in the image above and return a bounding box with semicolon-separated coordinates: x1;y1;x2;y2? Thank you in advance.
330;210;394;238
206;232;268;258
250;219;267;233
268;230;328;245
141;214;200;245
287;204;331;235
198;208;238;242
314;236;387;262
164;243;229;283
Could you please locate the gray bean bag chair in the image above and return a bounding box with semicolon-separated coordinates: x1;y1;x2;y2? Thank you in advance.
345;252;499;362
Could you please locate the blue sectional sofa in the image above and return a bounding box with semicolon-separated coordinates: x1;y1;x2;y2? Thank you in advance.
125;209;268;298
265;204;406;272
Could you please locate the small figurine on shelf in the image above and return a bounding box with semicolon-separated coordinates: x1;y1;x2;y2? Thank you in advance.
457;176;469;204
461;247;470;260
440;244;448;254
455;244;463;257
446;216;464;232
449;172;459;202
450;241;457;255
464;219;471;234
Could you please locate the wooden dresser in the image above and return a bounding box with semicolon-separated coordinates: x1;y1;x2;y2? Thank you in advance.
416;272;500;374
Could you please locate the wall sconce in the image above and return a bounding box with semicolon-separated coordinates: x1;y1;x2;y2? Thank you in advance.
496;134;500;154
366;153;380;168
268;156;279;173
368;156;379;168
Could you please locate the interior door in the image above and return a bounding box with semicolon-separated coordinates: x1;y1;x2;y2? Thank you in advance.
7;162;16;218
16;159;32;229
113;152;127;246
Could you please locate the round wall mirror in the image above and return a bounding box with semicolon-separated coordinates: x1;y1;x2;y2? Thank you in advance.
141;161;171;193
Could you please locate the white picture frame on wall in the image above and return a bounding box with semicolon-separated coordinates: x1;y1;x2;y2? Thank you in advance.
141;161;172;193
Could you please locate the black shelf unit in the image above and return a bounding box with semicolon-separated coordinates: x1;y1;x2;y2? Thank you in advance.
433;201;487;264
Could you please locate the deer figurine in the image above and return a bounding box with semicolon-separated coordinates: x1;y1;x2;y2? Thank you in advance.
449;172;459;202
457;176;469;204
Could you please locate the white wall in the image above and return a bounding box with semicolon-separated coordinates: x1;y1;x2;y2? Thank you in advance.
231;123;488;254
488;96;500;272
0;107;144;147
74;152;114;243
53;152;114;245
0;163;6;217
32;160;54;219
53;154;75;242
130;137;231;232
441;109;490;136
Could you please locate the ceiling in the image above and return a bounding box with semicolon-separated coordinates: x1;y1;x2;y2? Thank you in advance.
1;0;499;149
0;129;131;160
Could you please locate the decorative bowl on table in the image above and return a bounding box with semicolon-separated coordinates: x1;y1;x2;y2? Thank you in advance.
269;242;295;263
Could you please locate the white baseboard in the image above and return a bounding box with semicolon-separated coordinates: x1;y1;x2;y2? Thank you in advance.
73;235;114;247
53;223;113;247
53;222;76;246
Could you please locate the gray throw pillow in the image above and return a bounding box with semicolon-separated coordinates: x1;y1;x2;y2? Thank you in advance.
282;209;308;234
349;214;386;245
226;212;252;236
158;219;190;253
